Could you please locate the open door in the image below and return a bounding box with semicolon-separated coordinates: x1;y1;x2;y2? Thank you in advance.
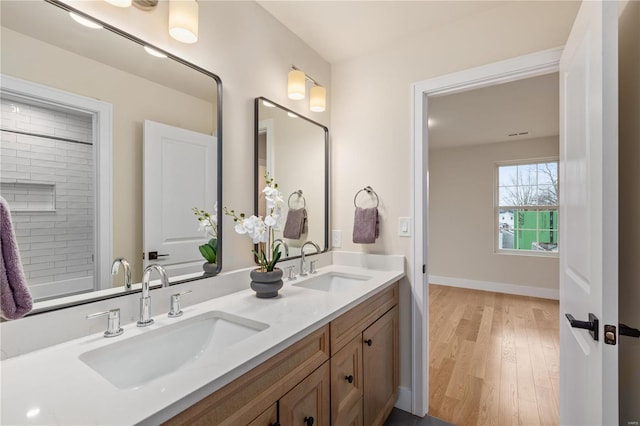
559;1;618;424
143;120;217;277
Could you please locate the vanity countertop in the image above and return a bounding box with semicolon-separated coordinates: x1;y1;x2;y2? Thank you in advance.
1;258;404;425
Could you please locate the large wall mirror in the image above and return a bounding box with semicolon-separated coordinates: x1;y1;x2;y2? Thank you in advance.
255;97;328;259
0;0;222;314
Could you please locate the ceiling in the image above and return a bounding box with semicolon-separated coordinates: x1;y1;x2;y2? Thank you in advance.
256;1;504;64
257;1;560;149
428;73;559;150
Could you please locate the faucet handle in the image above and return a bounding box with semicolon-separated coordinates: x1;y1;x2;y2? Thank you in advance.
286;265;297;281
87;308;124;338
309;260;318;274
168;290;192;318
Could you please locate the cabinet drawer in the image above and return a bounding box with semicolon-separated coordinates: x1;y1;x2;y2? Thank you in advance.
165;325;329;426
331;335;363;426
330;282;398;355
279;362;331;426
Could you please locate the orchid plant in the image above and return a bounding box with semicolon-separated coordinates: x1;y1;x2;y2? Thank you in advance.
224;173;284;272
192;204;218;264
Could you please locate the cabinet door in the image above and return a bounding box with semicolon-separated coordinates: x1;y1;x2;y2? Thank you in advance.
280;362;330;426
362;306;399;426
248;403;278;426
331;335;363;425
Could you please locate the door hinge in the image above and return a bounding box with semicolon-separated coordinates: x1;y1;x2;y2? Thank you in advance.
422;264;426;274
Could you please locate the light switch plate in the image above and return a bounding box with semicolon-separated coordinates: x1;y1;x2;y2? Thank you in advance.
398;217;411;237
332;230;342;247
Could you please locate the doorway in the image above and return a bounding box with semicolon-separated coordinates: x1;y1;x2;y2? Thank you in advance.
425;71;561;424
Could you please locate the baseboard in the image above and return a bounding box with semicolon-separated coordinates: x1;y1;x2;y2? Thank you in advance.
394;386;412;413
429;275;559;300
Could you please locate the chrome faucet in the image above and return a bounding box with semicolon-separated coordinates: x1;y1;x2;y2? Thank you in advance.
274;239;290;257
299;241;321;277
111;257;132;291
137;264;169;327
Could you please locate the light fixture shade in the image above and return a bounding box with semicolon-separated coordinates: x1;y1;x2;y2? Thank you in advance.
288;69;306;100
169;0;199;44
310;85;326;112
105;0;132;7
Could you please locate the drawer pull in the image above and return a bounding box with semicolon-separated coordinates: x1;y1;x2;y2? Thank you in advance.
304;416;314;426
364;339;373;346
345;375;354;383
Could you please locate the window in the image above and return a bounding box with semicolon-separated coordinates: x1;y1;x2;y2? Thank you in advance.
496;160;558;254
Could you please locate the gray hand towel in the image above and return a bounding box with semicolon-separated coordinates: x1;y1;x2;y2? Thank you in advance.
283;208;307;240
0;196;33;320
353;207;379;244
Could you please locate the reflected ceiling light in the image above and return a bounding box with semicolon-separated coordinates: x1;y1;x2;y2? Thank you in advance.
144;46;167;58
69;12;103;29
288;65;326;112
287;112;299;118
309;85;326;112
105;0;132;7
287;68;306;100
169;0;199;44
262;100;276;108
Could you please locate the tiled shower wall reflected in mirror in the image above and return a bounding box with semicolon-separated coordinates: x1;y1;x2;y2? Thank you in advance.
0;97;95;301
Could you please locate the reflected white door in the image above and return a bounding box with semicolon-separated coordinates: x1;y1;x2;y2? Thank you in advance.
559;1;618;424
143;120;217;277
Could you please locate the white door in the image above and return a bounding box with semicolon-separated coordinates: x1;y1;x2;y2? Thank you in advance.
143;120;217;277
559;1;618;424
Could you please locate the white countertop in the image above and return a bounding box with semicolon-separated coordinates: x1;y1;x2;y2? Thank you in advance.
1;259;404;425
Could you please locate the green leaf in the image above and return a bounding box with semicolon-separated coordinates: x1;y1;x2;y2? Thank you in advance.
198;243;216;263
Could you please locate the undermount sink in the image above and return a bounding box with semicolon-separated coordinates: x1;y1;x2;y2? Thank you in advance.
79;311;269;390
293;272;372;292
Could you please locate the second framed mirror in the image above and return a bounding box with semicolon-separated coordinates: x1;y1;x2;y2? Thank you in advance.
255;97;328;260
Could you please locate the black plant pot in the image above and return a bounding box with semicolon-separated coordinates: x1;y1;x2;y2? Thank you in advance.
250;268;283;298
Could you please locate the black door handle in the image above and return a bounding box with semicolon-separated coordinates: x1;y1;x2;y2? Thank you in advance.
364;339;372;346
149;251;170;260
304;416;314;426
565;313;599;341
620;323;640;338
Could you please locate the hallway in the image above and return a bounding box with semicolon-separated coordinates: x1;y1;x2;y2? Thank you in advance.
428;285;560;425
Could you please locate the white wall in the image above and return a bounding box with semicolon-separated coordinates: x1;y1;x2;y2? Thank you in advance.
618;0;640;422
331;0;578;404
62;0;332;273
428;137;560;292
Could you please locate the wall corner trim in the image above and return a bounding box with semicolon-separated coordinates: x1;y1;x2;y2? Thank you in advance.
395;386;412;413
429;275;559;300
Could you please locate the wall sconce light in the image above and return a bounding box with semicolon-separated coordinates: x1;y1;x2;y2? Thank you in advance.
103;0;198;44
287;68;306;100
169;0;199;44
288;65;326;112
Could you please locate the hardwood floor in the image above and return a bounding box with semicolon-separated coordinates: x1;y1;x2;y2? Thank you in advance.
428;285;559;426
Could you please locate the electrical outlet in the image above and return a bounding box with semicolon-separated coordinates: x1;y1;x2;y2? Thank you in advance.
398;217;411;237
332;230;342;247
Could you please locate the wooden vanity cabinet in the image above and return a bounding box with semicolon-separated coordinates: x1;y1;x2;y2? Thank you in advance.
362;306;399;426
165;282;399;426
247;403;278;426
330;283;399;426
279;361;331;426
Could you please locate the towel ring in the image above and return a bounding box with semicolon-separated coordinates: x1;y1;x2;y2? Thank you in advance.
354;186;379;208
288;190;306;209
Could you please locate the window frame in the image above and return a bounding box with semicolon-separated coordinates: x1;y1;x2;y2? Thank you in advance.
494;157;559;257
